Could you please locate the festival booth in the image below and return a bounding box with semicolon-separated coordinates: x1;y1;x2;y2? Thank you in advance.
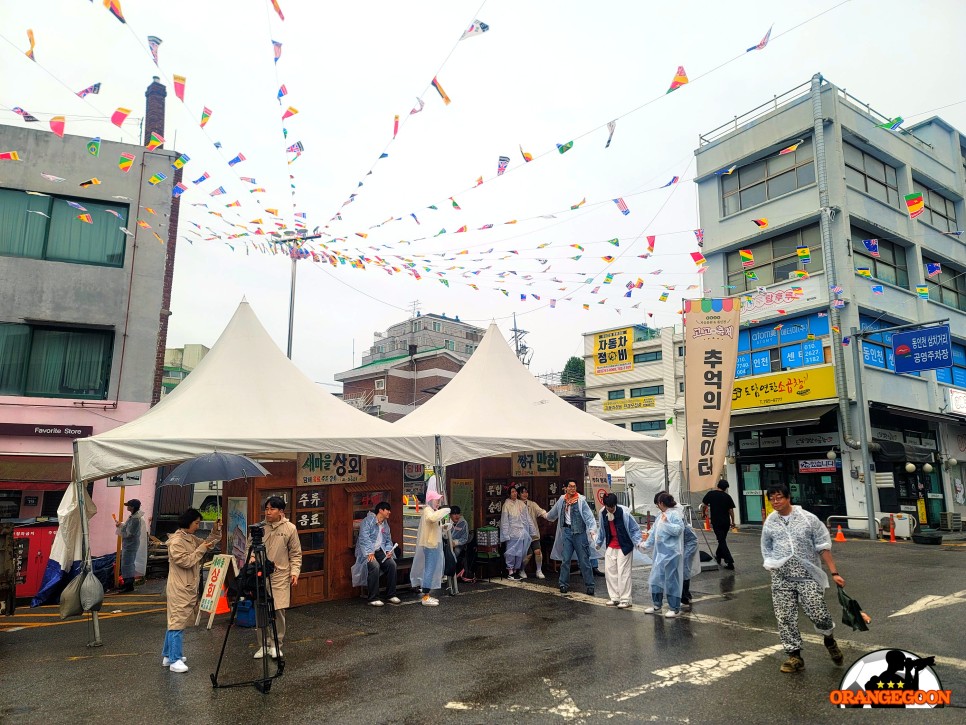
624;427;685;514
392;324;667;559
64;300;434;607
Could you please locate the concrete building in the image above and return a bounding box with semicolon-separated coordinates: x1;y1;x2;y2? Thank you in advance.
694;74;966;530
583;324;685;435
161;343;210;397
334;313;485;421
0;78;181;556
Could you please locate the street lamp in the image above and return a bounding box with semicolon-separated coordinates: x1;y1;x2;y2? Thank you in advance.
272;230;324;359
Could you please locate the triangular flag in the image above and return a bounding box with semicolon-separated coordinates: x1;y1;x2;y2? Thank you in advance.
666;66;688;93
173;75;186;101
49;116;65;138
111;108;131;128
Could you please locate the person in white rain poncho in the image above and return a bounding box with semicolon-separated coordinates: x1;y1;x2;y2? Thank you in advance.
761;484;846;674
410;490;450;607
115;498;148;593
642;492;685;618
653;490;699;611
501;485;537;580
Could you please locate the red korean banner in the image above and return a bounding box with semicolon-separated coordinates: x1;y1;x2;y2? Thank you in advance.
683;298;740;501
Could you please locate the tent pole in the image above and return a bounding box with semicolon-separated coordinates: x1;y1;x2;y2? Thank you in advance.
435;435;446;504
73;441;102;647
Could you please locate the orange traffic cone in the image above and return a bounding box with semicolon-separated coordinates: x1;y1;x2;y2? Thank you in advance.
215;591;230;615
704;515;711;531
834;525;846;543
889;515;896;544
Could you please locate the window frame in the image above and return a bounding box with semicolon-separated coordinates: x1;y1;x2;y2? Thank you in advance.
632;350;662;364
843;142;900;208
726;224;823;293
631;420;666;433
720;138;815;216
923;256;966;312
850;229;909;289
607;390;626;401
918;182;958;233
629;385;664;398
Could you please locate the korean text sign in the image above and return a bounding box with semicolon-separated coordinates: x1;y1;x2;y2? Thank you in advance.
684;298;741;495
297;452;367;484
594;327;634;374
891;325;953;374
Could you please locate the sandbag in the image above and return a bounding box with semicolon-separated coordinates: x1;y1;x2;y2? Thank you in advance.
59;574;84;619
80;570;105;612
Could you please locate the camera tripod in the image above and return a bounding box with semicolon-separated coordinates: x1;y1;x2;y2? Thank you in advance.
210;534;284;694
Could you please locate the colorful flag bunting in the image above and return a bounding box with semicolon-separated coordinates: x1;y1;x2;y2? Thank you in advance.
876;117;904;131
77;213;93;224
148;172;167;186
228;153;246;166
602;256;615;263
662;176;680;187
86;138;101;157
241;177;257;183
146;132;164;150
76;82;101;98
431;76;451;105
200;107;212;128
605;120;617;148
862;238;880;257
829;284;844;295
282;106;298;120
779;139;803;155
455;226;468;233
497;155;510;176
659;291;669;302
739;249;754;268
926;262;942;278
49;116;65;138
277;84;288;103
872;285;885;295
118;152;135;172
410;97;424;115
192;172;210;185
286;142;303;154
450;197;461;210
666;66;688;93
519;144;533;163
0;151;20;161
796;245;811;263
752;218;768;228
272;40;282;63
104;0;126;24
694;229;704;246
172;154;190;169
746;25;773;52
225;201;241;208
172;183;187;198
916;285;929;300
12;107;39;122
474;176;483;187
210;186;226;196
607;239;620;246
147;35;161;65
392;114;399;139
570;198;586;210
556;141;574;154
714;165;737;176
745;271;759;280
793;270;809;279
25;29;36;61
647;236;656;254
460;18;489;40
690;251;707;267
111;107;131;128
856;267;872;278
173;75;186;101
78;178;100;188
904;192;924;219
66;202;87;211
613;198;630;216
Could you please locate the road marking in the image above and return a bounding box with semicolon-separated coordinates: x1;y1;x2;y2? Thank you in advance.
446;677;689;721
609;645;784;701
0;607;167;630
888;590;966;617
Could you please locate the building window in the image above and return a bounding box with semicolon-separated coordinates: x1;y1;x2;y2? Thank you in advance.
679;381;685;393
678;346;685;357
630;385;664;397
432;321;442;332
614;423;626;429
633;351;662;364
721;138;815;216
843;142;900;207
607;390;625;400
0;323;114;399
923;256;966;312
411;321;419;333
935;342;966;388
631;420;666;432
0;188;128;267
444;339;455;351
736;312;830;378
850;228;908;288
918;183;958;232
465;344;473;354
858;315;919;376
374;379;385;390
726;224;822;292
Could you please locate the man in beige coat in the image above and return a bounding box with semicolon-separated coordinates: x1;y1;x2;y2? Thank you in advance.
254;496;302;659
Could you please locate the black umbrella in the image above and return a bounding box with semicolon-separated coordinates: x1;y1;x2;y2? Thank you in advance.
162;452;271;486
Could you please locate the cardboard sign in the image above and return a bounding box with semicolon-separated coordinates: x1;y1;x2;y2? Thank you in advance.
198;553;235;630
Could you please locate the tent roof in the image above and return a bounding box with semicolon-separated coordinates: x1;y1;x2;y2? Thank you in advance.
392;324;666;466
74;301;434;481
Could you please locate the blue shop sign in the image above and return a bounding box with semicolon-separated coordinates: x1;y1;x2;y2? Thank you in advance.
891;324;953;373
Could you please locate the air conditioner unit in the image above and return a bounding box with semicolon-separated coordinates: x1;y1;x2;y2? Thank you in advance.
373;395;388;405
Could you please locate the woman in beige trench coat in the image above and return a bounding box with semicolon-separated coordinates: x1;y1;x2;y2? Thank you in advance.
162;508;221;673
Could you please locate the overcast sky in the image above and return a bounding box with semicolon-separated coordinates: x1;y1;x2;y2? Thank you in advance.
3;0;965;388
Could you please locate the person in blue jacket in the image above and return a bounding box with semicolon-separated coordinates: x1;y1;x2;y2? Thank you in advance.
353;502;400;607
545;481;598;595
594;493;642;608
643;492;685;618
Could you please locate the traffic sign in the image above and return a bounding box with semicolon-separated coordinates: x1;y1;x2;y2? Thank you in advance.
892;325;953;373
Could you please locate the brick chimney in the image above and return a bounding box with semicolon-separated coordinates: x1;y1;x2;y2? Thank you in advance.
143;76;182;405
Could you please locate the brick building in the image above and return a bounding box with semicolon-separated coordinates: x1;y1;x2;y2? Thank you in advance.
335;313;484;421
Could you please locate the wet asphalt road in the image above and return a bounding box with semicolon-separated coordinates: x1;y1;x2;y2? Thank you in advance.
2;530;965;724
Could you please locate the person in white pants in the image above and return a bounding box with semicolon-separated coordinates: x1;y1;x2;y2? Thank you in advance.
594;493;642;608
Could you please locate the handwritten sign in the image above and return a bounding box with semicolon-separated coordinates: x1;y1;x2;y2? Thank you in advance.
511;450;560;477
198;554;235;629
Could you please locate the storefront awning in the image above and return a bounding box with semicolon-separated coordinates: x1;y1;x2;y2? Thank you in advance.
871;439;934;463
869;402;959;426
730;404;838;431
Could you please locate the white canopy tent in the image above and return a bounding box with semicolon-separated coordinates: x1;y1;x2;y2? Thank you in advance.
73;300;434;483
392;324;666;467
624;427;685;512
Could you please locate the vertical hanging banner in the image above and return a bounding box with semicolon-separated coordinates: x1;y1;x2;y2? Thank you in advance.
683;298;740;500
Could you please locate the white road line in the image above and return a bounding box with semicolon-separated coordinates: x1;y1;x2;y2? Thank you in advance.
888;590;966;617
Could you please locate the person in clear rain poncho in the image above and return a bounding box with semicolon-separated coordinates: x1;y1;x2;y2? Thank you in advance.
501;485;537;580
642;492;685;618
410;490;450;607
115;499;148;593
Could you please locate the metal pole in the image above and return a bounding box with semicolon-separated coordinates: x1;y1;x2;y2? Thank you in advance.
850;327;878;540
286;256;297;359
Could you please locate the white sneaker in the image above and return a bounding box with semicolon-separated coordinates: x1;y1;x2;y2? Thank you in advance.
169;660;189;673
536;569;546;579
253;647;271;659
369;599;385;607
644;607;659;614
617;602;631;609
664;610;679;619
421;596;439;607
388;596;401;604
161;657;186;667
519;570;528;579
606;600;619;606
272;648;283;658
